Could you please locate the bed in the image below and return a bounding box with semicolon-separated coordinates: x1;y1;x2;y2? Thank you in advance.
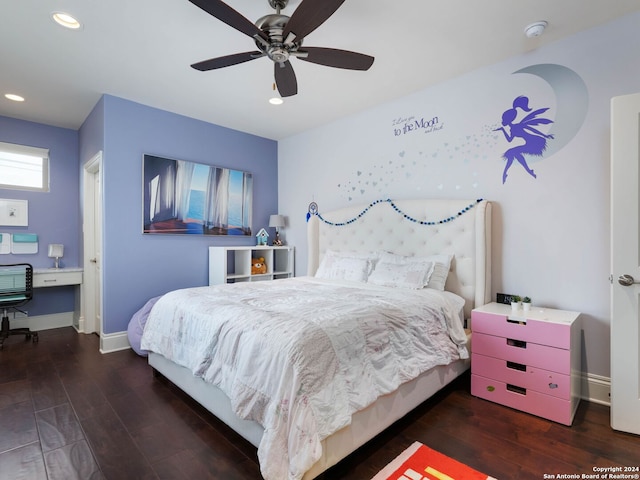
141;198;492;480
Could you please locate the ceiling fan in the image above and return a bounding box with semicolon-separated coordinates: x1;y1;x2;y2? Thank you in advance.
188;0;375;97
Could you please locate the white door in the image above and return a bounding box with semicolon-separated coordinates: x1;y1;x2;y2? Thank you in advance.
611;92;640;435
83;152;102;336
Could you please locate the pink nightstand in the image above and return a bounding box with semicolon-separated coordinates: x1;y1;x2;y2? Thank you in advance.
470;302;582;425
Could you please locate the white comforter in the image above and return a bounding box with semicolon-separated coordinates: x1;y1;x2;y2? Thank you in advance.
141;277;468;480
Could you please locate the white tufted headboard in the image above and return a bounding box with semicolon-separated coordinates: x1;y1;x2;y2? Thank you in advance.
307;199;492;319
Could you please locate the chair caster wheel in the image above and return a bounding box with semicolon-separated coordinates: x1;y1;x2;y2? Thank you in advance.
32;333;38;344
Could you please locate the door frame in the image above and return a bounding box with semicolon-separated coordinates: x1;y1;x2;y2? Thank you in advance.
82;151;103;335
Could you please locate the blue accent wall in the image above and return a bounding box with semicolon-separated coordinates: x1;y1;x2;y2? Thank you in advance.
81;95;278;334
0;115;79;315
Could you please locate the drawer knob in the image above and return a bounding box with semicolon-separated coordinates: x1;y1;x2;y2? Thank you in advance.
486;385;495;392
549;383;558;389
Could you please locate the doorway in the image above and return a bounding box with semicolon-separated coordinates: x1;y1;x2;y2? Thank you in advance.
82;152;103;336
610;92;640;435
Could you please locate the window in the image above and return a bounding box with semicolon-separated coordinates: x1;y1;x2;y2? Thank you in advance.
0;141;49;192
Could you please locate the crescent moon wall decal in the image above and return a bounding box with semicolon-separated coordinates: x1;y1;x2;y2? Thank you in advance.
513;64;589;160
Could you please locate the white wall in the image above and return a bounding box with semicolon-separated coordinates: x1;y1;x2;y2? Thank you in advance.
278;12;640;380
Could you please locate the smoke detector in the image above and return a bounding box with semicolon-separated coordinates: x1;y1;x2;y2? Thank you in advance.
524;21;548;38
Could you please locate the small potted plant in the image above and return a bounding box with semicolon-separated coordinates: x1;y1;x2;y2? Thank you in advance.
511;295;521;311
522;296;532;312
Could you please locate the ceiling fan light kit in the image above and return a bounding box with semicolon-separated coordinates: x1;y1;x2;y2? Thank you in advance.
188;0;374;97
269;82;284;105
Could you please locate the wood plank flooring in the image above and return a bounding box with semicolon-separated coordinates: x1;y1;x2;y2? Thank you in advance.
0;327;638;479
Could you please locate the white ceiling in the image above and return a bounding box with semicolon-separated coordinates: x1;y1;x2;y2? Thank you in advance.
2;0;640;140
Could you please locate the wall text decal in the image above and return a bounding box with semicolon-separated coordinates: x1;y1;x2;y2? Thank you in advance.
393;115;443;137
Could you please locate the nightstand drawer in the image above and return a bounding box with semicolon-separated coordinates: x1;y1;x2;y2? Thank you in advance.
472;353;570;399
473;332;569;374
472;310;570;349
471;374;573;425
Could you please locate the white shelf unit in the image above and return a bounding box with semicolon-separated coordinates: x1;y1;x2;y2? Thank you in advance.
209;245;294;285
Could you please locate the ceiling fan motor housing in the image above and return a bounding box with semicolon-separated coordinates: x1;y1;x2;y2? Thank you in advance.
254;13;301;63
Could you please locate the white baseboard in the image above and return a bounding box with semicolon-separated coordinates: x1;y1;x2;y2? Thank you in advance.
581;372;611;406
9;312;74;331
75;314;87;333
6;312;132;355
99;330;131;354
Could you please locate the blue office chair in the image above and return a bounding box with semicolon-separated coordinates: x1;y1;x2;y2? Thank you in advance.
0;263;37;350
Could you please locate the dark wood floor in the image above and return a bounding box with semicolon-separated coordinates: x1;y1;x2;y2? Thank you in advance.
0;327;638;480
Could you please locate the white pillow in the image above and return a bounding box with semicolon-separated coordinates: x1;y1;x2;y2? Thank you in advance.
368;260;435;289
423;254;453;291
317;250;378;270
315;251;374;282
377;252;453;290
378;251;426;264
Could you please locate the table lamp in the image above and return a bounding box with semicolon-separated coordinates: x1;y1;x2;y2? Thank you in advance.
269;215;285;246
48;244;64;269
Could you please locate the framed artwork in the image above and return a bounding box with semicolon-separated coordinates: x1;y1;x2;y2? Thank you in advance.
142;154;253;235
0;199;28;226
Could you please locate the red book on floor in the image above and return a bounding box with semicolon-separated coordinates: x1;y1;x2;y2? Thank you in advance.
372;442;496;480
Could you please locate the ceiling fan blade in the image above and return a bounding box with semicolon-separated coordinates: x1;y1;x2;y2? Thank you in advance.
283;0;346;41
191;51;263;71
274;61;298;97
297;47;374;70
189;0;268;41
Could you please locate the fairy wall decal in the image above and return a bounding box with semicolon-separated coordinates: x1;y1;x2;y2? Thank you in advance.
495;96;554;183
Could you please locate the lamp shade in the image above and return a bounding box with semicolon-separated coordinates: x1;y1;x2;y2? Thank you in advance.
48;244;64;258
269;215;285;228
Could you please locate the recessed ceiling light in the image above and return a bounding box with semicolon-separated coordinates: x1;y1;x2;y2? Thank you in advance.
52;11;82;30
5;93;25;102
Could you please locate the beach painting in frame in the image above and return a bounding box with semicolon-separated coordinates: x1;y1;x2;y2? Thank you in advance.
143;154;253;235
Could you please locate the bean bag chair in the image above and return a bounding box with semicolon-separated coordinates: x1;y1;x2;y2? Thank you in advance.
127;296;161;357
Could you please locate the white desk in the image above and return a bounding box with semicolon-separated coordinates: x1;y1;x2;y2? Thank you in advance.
32;268;83;331
33;268;83;288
